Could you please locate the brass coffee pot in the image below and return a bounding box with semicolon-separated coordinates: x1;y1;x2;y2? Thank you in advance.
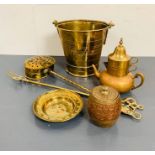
92;39;144;93
92;69;144;93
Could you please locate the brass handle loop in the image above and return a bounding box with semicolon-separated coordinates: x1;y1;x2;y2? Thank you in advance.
132;72;144;90
129;64;137;72
130;57;138;65
129;57;138;72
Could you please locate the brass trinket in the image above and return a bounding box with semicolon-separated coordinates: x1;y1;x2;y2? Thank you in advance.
33;89;84;122
88;85;121;127
53;19;114;77
121;97;144;120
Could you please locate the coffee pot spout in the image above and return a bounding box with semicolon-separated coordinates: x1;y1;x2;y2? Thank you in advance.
92;64;100;78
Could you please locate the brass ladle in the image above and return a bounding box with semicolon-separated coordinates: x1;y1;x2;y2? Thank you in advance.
8;71;143;120
24;56;90;93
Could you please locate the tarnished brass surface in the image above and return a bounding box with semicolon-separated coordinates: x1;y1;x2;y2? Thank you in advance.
53;19;114;77
107;38;138;77
92;65;144;93
88;86;121;127
24;56;90;93
33;89;84;122
121;97;144;120
25;56;55;80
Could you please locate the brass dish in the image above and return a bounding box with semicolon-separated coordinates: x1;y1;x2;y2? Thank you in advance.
33;89;84;122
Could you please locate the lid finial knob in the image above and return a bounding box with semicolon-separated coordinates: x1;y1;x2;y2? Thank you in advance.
119;38;123;45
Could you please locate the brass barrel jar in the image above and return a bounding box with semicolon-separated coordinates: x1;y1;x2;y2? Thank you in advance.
88;85;121;127
53;19;114;77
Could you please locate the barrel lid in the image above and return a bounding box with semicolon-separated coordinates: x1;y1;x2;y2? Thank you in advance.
108;38;130;62
91;85;119;103
24;56;55;70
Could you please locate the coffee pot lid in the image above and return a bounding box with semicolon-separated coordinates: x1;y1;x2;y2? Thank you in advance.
108;38;130;62
91;85;119;104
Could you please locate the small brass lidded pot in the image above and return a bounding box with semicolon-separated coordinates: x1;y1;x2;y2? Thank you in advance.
88;85;121;128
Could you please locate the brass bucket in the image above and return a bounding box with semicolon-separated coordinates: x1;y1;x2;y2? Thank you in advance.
53;19;114;77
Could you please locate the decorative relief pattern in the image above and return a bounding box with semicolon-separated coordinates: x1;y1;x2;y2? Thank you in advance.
88;99;121;122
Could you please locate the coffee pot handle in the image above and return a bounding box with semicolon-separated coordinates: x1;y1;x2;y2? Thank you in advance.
130;57;138;65
129;57;138;72
129;64;137;72
132;72;144;90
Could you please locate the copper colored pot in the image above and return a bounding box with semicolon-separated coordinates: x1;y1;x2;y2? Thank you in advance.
88;85;121;128
92;64;144;93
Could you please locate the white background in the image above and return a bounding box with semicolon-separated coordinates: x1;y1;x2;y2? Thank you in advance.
0;4;154;56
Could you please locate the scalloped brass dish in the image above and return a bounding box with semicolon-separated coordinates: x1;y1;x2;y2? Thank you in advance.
33;89;84;122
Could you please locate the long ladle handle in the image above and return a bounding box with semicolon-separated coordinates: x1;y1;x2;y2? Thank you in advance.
19;77;90;97
49;70;91;93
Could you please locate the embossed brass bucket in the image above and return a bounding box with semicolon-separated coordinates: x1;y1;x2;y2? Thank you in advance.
53;19;114;77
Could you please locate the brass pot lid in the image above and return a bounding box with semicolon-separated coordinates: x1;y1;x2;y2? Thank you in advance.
108;38;130;62
33;89;84;122
91;85;119;104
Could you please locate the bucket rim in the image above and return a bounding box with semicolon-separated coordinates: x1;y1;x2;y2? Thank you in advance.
54;19;111;32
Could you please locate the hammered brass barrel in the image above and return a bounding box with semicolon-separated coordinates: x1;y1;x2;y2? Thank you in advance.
53;19;114;77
